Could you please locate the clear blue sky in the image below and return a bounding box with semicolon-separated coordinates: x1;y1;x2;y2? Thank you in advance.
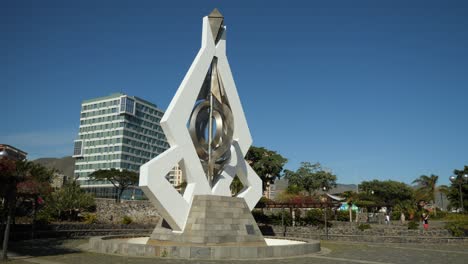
2;0;467;185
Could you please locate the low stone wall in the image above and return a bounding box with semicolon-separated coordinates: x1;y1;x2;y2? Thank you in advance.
9;223;154;241
261;224;468;243
95;198;161;224
89;235;321;259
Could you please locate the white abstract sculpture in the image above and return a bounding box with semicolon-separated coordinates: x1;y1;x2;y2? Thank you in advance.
140;9;262;232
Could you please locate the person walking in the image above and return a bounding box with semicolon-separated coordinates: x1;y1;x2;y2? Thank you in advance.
385;214;390;225
422;213;429;230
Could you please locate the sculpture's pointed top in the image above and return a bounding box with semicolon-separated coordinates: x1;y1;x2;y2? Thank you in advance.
209;8;223;18
207;8;224;43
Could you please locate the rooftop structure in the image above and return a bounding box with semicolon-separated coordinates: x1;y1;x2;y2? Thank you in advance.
0;144;27;161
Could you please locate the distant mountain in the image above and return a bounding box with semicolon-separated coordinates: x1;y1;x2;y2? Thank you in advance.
329;184;358;194
33;156;75;178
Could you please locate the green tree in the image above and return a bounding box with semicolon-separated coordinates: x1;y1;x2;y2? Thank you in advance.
45;181;95;221
284;162;337;196
285;184;302;195
1;160;54;260
246;146;287;197
16;164;54;239
0;159;31;261
15;163;55;198
358;180;414;209
230;176;244;196
412;174;439;215
88;169;139;202
446;166;468;211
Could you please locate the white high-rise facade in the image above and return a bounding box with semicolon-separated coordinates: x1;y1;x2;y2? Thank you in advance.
166;164;184;190
73;93;169;199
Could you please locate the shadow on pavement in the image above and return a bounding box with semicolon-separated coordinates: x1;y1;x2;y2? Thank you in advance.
6;238;83;258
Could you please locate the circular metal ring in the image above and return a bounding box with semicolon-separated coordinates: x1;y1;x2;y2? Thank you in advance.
189;98;234;176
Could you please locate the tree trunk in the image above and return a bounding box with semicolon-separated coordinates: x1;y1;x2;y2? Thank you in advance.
349;206;352;223
440;192;444;211
2;187;16;261
266;182;270;199
115;186;120;203
118;187;125;203
31;197;37;239
1;199;5;242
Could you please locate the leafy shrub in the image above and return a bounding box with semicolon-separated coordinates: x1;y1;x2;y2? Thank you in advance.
408;221;419;230
302;209;323;226
358;223;371;231
336;210;356;222
35;204;56;225
301;209;332;228
254;209;337;228
445;215;468;237
391;210;401;221
429;210;448;220
446;222;465;237
294;208;302;220
269;210;292;226
443;213;468;222
392;201;417;221
122;215;133;225
83;213;98;224
42;182;96;221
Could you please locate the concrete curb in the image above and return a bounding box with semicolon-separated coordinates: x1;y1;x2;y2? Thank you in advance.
88;235;321;259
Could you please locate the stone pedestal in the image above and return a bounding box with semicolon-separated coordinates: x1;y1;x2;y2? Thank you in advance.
148;195;266;246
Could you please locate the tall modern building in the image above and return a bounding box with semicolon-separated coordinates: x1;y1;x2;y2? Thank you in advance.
166;164;184;190
73;93;170;199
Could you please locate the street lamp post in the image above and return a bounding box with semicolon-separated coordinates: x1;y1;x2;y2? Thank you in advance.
321;186;329;240
449;174;468;212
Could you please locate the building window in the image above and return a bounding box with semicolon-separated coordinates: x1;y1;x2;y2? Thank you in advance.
73;140;84;157
120;96;135;115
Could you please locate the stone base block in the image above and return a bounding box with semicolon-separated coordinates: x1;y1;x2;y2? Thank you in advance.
149;195;266;246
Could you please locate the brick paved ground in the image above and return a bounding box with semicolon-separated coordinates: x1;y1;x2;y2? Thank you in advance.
2;239;468;264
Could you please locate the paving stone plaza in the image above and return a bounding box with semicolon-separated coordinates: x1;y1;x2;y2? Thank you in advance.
3;238;468;264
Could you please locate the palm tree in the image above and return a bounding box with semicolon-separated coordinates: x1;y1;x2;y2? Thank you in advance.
343;191;357;223
412;174;438;215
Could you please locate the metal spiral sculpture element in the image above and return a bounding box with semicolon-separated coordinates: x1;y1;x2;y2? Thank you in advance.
189;59;234;187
